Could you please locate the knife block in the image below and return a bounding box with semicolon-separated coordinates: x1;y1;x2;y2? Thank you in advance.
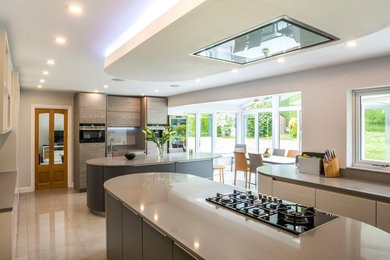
323;157;340;178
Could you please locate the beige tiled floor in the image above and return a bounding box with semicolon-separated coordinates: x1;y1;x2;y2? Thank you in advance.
16;189;106;260
15;162;255;260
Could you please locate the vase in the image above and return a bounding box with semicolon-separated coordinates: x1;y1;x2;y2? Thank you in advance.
157;144;164;159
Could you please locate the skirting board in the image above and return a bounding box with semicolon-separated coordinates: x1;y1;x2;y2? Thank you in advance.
17;182;74;193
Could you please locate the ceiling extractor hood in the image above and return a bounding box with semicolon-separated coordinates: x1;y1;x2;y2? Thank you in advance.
192;16;339;65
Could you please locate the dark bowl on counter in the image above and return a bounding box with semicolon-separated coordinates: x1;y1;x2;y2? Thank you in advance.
125;153;136;160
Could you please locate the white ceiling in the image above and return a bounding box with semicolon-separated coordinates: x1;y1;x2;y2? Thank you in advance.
1;0;390;97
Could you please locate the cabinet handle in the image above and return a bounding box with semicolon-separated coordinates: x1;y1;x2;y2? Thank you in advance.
174;242;199;260
144;219;167;237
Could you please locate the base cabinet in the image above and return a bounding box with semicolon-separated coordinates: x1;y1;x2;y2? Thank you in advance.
106;192;199;260
273;181;315;207
377;201;390;233
316;189;376;226
258;174;273;195
143;221;173;260
173;243;197;260
123;204;142;260
106;194;122;260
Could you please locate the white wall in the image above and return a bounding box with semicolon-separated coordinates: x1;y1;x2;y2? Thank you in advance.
168;55;390;168
18;90;74;191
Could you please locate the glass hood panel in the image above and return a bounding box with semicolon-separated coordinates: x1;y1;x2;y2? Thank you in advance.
192;16;338;64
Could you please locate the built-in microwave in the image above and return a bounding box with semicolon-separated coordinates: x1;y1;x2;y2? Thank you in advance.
79;123;105;143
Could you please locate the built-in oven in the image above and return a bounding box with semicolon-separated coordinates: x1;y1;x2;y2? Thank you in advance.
79;123;105;143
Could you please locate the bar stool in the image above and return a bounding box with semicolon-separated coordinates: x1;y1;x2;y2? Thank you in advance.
213;165;226;183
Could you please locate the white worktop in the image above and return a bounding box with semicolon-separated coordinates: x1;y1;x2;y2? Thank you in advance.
105;172;390;260
258;164;390;203
86;152;220;167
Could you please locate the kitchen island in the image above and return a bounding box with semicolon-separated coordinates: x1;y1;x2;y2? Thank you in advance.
86;152;220;213
105;172;390;260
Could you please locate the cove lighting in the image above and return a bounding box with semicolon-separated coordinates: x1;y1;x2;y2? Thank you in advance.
192;16;338;64
104;0;179;57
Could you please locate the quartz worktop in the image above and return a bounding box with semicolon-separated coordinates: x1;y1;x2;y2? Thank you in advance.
86;152;221;167
0;171;17;212
105;172;390;260
258;164;390;203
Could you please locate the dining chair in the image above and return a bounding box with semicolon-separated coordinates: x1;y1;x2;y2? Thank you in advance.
287;150;300;158
234;152;249;188
231;144;247;170
272;148;285;156
248;153;263;186
169;147;184;153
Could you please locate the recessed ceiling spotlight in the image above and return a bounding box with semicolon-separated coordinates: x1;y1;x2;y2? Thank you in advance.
40;79;45;83
232;69;239;73
66;4;82;14
46;59;55;65
55;37;66;44
112;78;125;82
195;78;200;82
37;85;43;89
42;71;49;76
154;89;159;93
277;57;286;63
103;85;108;89
141;93;145;96
346;40;357;48
170;84;179;88
94;89;99;92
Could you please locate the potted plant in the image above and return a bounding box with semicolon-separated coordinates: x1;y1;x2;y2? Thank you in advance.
142;125;176;158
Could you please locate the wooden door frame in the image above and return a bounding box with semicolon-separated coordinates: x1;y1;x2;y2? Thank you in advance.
31;105;73;192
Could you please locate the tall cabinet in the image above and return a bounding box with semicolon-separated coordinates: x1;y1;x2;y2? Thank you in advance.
0;29;20;260
74;93;107;192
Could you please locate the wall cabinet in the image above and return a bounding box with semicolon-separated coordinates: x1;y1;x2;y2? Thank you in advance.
316;189;376;226
273;181;315;207
146;97;168;125
107;96;141;126
377;201;390;233
0;30;13;134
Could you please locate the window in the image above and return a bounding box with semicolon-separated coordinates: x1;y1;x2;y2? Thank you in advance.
185;113;196;152
200;114;212;152
244;114;256;153
258;112;272;153
354;89;390;167
215;113;236;154
279;111;299;151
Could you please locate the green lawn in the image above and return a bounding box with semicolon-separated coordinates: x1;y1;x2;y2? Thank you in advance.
364;131;389;161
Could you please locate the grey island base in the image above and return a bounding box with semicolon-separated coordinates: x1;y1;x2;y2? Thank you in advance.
104;172;390;260
86;152;220;213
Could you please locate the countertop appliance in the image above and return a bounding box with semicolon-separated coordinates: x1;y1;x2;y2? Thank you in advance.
79;123;105;143
206;190;338;235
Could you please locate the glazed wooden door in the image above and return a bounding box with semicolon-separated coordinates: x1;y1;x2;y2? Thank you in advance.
35;109;68;190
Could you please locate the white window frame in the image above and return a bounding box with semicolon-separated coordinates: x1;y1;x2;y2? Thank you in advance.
241;93;302;153
352;87;390;171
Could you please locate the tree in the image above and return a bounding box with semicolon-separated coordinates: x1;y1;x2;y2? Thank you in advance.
289;117;298;138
